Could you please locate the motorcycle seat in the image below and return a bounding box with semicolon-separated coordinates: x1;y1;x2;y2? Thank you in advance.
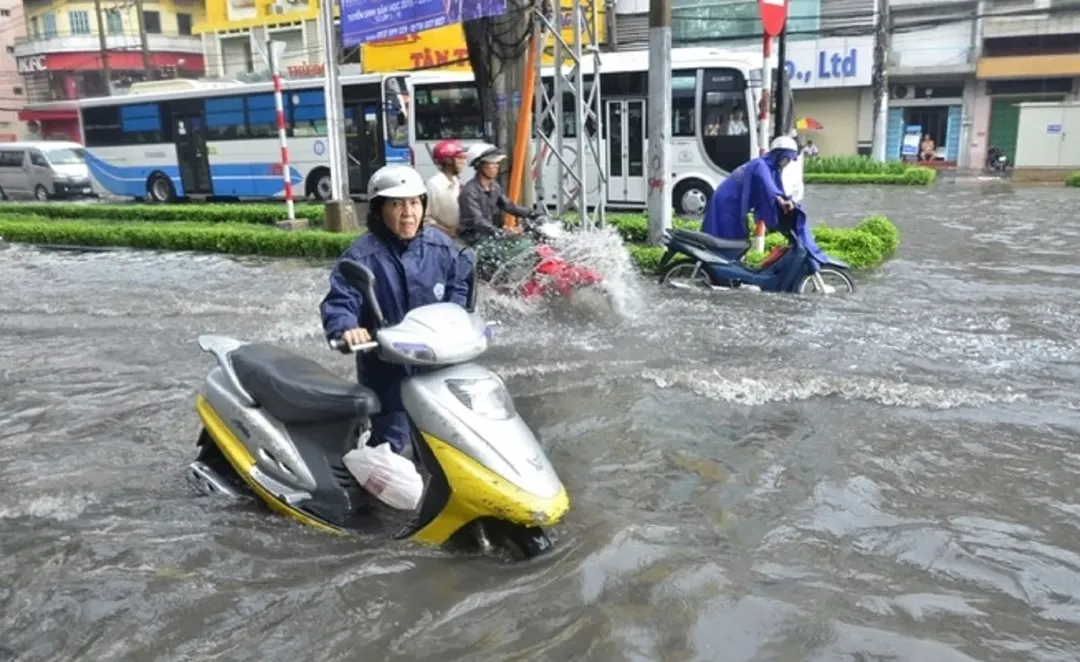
670;229;750;253
230;343;381;424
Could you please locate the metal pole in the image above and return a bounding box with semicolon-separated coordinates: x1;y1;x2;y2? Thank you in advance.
319;0;349;202
269;40;295;221
774;27;787;141
646;0;672;245
93;0;112;95
135;0;153;79
754;33;773;253
571;0;588;227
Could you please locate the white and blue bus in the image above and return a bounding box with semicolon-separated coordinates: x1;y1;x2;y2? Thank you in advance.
72;74;412;202
410;48;795;216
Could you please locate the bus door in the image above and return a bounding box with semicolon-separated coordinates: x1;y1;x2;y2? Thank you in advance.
173;115;212;195
604;99;647;204
344;101;384;195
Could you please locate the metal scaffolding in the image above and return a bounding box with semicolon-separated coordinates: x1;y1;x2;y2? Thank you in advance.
533;0;605;230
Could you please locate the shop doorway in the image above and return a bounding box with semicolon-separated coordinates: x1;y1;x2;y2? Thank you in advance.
903;107;949;161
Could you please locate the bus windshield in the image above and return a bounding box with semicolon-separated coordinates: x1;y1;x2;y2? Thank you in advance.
45;147;86;165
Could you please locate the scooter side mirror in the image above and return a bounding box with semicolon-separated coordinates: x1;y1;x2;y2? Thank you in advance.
339;260;386;328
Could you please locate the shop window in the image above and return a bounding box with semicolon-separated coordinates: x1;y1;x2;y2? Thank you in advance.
30;17;39;38
69;11;91;35
177;13;192;36
43;14;57;38
5;46;13;54
12;87;23;96
0;9;9;17
143;11;161;34
414;83;484;140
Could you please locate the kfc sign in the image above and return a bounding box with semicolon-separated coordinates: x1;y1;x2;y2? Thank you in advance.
17;55;47;74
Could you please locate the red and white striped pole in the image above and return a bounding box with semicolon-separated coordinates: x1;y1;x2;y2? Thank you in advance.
269;40;295;222
753;33;773;253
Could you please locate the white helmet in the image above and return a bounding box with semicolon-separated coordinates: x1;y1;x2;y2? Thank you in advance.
367;165;426;199
465;142;505;168
770;136;799;153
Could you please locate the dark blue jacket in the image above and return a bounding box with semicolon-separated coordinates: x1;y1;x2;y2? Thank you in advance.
320;227;474;450
701;151;791;241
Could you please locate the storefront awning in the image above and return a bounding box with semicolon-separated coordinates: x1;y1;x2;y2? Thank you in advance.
18;108;78;122
977;53;1080;80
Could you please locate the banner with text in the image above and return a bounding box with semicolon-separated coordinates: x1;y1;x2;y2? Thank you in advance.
341;0;508;48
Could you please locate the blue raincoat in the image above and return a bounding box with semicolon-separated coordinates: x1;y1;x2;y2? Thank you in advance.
701;150;796;241
320;225;474;454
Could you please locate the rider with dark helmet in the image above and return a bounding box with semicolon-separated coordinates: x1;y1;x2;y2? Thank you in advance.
320;164;474;456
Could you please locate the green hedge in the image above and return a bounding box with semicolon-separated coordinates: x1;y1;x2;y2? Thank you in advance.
804;155;936;185
0;213;899;275
1067;172;1080;187
0;201;326;225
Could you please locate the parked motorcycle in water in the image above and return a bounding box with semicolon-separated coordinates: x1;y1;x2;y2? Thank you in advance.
657;206;856;295
186;260;569;559
985;146;1011;175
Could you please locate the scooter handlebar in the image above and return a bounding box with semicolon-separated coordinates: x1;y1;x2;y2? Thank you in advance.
328;339;379;354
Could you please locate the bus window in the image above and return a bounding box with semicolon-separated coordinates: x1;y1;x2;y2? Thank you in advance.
700;68;751;173
83;106;123;147
245;94;278;138
205;97;248;140
672;70;696;137
289;90;328;137
383;76;410;148
414;83;483;140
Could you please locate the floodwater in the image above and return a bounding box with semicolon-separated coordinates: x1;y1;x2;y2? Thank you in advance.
3;182;1080;662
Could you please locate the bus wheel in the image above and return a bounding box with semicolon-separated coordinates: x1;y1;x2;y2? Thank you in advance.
147;173;175;203
308;168;332;201
673;179;712;217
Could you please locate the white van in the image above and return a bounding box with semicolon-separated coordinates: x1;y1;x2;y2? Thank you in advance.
0;141;95;201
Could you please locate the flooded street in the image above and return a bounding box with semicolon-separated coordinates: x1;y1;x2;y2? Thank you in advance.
3;182;1080;661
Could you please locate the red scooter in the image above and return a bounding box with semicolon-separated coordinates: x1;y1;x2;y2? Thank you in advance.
483;214;609;307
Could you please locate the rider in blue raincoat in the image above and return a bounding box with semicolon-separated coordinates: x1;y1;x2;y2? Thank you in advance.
320;165;474;455
701;136;799;241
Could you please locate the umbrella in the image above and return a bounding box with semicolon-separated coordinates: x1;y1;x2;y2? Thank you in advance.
796;117;824;131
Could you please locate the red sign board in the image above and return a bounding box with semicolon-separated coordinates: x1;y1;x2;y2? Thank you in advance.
757;0;789;37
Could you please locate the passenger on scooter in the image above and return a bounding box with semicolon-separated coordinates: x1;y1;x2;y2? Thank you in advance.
320;164;474;455
458;142;538;275
701;135;799;242
425;139;468;238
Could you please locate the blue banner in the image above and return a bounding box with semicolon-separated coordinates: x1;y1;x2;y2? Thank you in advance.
341;0;508;47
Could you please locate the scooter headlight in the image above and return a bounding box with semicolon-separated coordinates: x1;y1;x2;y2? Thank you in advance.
446;377;516;421
392;342;437;363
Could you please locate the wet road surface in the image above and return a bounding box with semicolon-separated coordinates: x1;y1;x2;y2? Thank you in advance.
2;182;1080;661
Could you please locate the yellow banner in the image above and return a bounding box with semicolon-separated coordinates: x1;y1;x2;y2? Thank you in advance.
360;3;606;74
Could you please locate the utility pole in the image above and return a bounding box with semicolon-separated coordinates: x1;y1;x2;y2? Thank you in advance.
870;0;890;161
773;26;787;141
93;0;112;94
135;0;153;80
319;0;354;230
646;0;672;245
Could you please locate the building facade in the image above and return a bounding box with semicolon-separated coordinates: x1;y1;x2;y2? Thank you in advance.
14;0;206;140
1;0;26;141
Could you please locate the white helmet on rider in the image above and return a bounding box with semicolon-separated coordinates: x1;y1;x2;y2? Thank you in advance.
465;142;506;168
367;164;427;200
769;135;799;154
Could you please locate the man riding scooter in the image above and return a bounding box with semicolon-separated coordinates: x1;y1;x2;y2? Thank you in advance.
702;135;799;242
320;164;474;457
458;142;539;279
425;139;468;238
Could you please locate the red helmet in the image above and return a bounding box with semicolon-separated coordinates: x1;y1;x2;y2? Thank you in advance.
432;139;466;165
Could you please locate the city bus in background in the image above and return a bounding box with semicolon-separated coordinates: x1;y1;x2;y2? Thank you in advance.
66;74;411;202
410;47;794;216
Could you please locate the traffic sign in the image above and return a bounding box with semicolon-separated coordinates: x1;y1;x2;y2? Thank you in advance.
758;0;789;37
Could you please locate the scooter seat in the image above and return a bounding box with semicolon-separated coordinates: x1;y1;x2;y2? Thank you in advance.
670;229;750;253
230;343;381;424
